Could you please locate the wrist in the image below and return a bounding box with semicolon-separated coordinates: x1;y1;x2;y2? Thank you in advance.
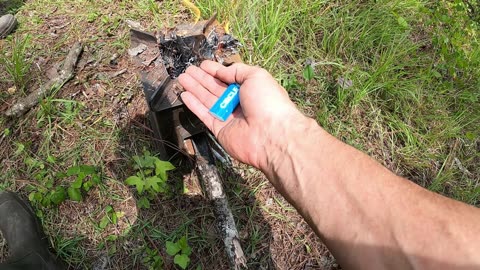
259;114;325;179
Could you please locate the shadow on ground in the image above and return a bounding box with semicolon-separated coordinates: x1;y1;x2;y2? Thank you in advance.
96;114;276;269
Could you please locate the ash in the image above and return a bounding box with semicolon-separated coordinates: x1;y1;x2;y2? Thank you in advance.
159;29;241;79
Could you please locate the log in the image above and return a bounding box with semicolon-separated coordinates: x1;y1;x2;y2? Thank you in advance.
5;42;83;117
193;134;247;269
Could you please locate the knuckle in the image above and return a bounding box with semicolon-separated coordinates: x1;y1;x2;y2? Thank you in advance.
254;67;269;76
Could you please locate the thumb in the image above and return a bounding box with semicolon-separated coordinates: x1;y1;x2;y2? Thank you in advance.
216;63;264;84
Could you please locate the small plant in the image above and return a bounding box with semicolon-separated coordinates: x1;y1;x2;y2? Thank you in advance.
63;165;101;201
99;205;124;229
26;156;67;208
166;236;192;270
36;99;82;128
27;162;101;208
2;128;11;137
56;100;82;125
86;11;100;23
281;75;301;91
0;35;33;94
302;62;314;81
125;151;175;209
142;246;163;270
28;185;67;208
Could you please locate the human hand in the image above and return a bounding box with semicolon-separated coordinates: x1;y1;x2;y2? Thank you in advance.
178;60;307;170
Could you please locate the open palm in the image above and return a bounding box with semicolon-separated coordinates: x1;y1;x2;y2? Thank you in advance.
178;61;304;169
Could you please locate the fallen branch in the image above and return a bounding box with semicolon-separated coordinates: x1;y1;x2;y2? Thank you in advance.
5;42;83;117
194;134;247;270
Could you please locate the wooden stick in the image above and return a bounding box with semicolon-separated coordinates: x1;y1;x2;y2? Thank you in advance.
194;134;247;269
5;42;83;117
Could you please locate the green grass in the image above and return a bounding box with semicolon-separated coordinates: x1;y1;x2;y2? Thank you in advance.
197;0;480;203
0;35;33;94
0;0;479;268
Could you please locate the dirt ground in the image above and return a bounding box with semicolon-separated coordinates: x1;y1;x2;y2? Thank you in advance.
0;1;337;269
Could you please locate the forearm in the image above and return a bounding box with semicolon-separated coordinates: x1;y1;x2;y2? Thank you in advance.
260;117;480;269
178;60;480;268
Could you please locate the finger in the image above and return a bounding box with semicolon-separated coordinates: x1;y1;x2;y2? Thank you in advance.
201;60;260;84
180;92;226;136
185;65;227;97
200;60;226;76
178;73;217;108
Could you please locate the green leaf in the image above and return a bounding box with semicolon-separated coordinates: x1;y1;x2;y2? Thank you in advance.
50;187;67;205
105;205;114;213
397;16;409;28
41;197;51;207
143;155;157;168
67;165;96;176
56;171;68;178
145;176;164;193
106;235;117;241
155;160;175;180
76;172;87;182
138;196;150;209
25;157;44;169
432;70;442;79
125;176;144;194
99;215;110;229
46;155;56;164
71;177;83;189
83;180;93;191
112;212;118;225
166;241;181;256
66;165;81;176
67;187;82;201
132;155;142;169
14;142;25;156
28;192;36;201
91;174;101;184
178;236;192;255
465;132;476;140
174;254;190;269
178;236;187;249
115;211;125;219
302;65;314;81
79;165;96;175
133;152;156;169
44;177;53;188
182;245;192;256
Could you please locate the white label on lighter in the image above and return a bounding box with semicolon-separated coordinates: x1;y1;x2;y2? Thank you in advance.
219;87;239;109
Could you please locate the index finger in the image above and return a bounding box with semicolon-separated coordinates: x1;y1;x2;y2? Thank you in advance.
185;65;228;97
200;60;261;85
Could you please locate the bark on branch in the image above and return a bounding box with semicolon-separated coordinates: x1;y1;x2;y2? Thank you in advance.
194;135;247;269
5;42;83;117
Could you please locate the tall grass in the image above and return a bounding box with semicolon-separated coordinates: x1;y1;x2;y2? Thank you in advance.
197;0;480;204
0;35;32;94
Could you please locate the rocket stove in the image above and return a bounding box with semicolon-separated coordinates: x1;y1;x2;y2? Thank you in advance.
129;15;246;268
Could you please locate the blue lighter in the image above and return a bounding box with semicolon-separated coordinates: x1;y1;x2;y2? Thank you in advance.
209;83;240;121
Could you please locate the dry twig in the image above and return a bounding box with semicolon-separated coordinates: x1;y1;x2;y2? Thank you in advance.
5;42;83;117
